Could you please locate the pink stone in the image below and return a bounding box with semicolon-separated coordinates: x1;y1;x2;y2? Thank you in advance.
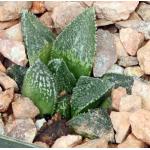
0;38;28;66
120;28;144;56
111;87;127;111
110;111;130;143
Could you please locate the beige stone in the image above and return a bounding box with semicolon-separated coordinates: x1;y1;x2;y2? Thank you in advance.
137;41;150;74
51;2;84;29
118;134;147;148
113;34;128;59
110;111;130;143
0;71;18;91
124;66;144;77
39;12;53;29
44;1;63;11
132;79;150;111
0;20;19;30
93;1;139;21
128;12;142;20
0;2;32;21
130;109;150;145
0;23;22;42
52;135;82;148
31;2;46;14
0;38;28;66
75;138;108;148
120;28;144;56
0;88;14;112
137;2;150;21
0;61;6;73
34;141;49;148
119;95;142;112
12;94;40;119
6;118;37;143
111;87;127;111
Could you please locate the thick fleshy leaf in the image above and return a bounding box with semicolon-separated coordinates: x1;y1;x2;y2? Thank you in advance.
47;59;76;94
68;108;114;141
52;8;96;79
71;76;114;116
22;60;57;115
21;10;55;65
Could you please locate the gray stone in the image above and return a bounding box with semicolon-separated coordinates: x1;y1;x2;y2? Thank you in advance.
93;29;117;77
118;56;139;67
116;20;150;40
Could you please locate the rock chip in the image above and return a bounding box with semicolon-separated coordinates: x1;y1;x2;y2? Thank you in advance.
0;20;19;30
44;1;63;11
116;20;150;40
107;64;124;75
39;12;53;29
0;2;32;21
0;23;22;42
129;109;150;145
0;71;18;91
120;28;144;56
118;134;147;148
34;141;49;148
132;79;150;111
75;138;108;148
137;41;150;74
51;2;84;29
12;94;40;119
93;1;139;21
0;61;6;73
0;38;28;66
128;12;142;20
35;118;46;130
110;111;130;143
124;66;144;77
111;87;127;111
119;95;142;112
118;56;139;67
0;88;14;112
0;114;5;135
6;118;37;143
93;29;117;77
52;135;82;148
113;34;128;59
137;2;150;21
31;2;46;14
96;19;113;27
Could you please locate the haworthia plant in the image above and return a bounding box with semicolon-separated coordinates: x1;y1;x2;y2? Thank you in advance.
68;108;114;142
70;76;114;116
22;60;57;115
52;8;96;79
7;65;27;90
21;10;55;65
47;59;76;94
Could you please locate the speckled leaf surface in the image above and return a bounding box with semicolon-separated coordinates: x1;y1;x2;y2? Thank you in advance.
48;59;76;94
70;76;114;116
102;73;134;92
22;60;57;115
52;8;96;79
7;65;27;90
68;108;114;142
21;10;55;65
56;96;71;120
